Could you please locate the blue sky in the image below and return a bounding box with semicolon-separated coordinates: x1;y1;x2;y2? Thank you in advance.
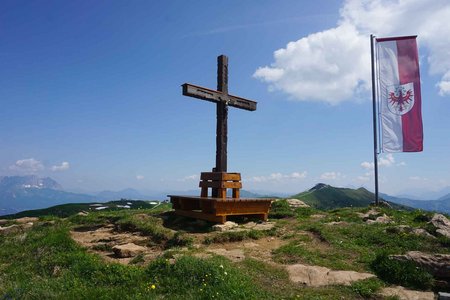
2;1;450;197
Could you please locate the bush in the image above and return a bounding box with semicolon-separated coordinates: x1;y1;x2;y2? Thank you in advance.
370;253;434;290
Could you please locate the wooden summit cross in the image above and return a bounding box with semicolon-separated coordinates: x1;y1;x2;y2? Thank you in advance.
182;55;257;174
169;55;272;223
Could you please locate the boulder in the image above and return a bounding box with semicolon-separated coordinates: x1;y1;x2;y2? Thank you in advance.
366;214;392;224
390;251;450;280
77;211;89;216
411;228;436;239
112;243;146;258
0;219;8;226
430;214;450;238
286;199;310;208
212;221;238;232
380;286;434;300
286;264;375;287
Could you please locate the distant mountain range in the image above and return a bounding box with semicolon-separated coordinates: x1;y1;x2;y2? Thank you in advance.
380;193;450;214
1;176;450;215
0;176;96;215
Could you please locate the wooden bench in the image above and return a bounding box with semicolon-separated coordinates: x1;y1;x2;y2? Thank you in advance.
168;172;273;223
169;195;272;223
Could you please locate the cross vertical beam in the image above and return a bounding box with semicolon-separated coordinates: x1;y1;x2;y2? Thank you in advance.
216;55;228;173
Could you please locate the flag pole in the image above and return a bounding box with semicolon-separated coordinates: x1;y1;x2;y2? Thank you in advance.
370;34;380;206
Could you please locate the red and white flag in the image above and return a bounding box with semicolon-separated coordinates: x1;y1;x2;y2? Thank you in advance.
376;36;423;152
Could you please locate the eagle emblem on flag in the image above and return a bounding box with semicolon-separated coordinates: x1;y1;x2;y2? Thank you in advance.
386;82;415;116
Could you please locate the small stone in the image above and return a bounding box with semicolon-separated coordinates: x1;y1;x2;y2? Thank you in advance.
212;221;238;232
366;213;392;224
112;243;147;258
326;221;348;226
438;292;450;300
310;214;326;219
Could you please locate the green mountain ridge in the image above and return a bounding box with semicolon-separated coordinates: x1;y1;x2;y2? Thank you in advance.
2;199;160;219
290;183;408;210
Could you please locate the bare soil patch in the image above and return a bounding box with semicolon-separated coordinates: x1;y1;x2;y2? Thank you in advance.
70;225;162;265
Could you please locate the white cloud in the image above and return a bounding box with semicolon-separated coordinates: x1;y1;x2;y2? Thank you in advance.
379;154;395;167
361;161;374;170
409;176;428;181
357;175;370;182
320;171;343;180
254;23;369;104
9;158;44;173
247;171;307;183
136;175;144;180
361;154;404;170
254;0;450;103
51;161;70;171
437;71;450;96
180;174;199;181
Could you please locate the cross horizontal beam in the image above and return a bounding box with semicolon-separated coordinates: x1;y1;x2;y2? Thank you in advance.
182;83;257;111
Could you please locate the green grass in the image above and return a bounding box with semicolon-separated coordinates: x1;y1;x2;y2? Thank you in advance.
273;207;449;272
203;228;276;245
370;253;434;290
1;204;447;299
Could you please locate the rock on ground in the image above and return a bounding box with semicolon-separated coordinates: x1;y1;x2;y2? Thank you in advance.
212;221;239;232
112;243;147;258
242;221;275;231
286;264;375;287
389;225;436;239
431;214;450;238
390;251;450;280
380;286;434;300
285;199;310;208
366;214;392;224
0;224;22;235
15;217;39;224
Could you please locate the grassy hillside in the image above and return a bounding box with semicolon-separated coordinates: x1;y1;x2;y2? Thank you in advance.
291;184;407;210
1;201;449;299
